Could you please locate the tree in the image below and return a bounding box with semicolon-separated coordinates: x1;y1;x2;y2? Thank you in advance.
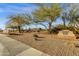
67;5;79;28
61;4;79;30
8;14;29;33
33;19;48;30
61;4;79;33
32;3;62;33
60;4;71;29
61;12;68;28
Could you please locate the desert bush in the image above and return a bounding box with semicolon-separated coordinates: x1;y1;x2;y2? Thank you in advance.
51;27;59;34
57;25;68;30
0;28;3;33
67;26;74;31
67;26;79;34
51;25;68;34
75;29;79;34
0;30;3;32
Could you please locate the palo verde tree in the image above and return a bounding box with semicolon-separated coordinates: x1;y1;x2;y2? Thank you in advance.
8;14;30;33
60;4;71;29
61;12;68;29
65;4;79;30
60;4;79;30
32;3;62;33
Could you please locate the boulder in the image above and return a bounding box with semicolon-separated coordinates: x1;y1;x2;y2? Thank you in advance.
58;30;76;40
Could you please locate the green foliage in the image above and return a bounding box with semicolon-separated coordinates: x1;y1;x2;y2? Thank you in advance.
7;14;33;33
51;27;59;34
0;28;3;32
61;4;79;29
67;26;74;31
75;29;79;34
32;4;62;33
8;14;26;27
6;23;12;28
56;24;67;30
5;4;79;34
66;26;79;34
51;24;68;34
33;4;61;22
76;29;79;34
67;6;79;27
7;13;33;27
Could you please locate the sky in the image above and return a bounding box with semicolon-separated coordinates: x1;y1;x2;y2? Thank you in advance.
0;3;37;29
0;3;63;29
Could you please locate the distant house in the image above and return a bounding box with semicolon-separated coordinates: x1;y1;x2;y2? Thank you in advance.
3;26;17;33
0;28;3;33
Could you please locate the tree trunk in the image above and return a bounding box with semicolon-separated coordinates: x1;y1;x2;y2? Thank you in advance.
63;19;66;29
64;20;66;27
18;26;21;33
48;22;52;34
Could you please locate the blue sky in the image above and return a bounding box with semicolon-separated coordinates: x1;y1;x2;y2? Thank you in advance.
0;3;63;29
0;3;37;29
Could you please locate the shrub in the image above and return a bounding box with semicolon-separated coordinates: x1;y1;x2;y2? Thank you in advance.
51;25;68;34
75;29;79;34
51;26;60;34
67;26;79;34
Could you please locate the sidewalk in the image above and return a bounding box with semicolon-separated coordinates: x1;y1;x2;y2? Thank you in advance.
0;34;49;56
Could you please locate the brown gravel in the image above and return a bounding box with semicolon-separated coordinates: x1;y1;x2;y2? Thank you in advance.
7;32;79;56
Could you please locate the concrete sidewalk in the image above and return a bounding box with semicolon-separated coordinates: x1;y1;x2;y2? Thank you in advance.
17;48;49;56
0;34;49;56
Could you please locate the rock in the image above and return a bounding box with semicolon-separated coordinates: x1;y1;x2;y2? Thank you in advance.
58;30;76;40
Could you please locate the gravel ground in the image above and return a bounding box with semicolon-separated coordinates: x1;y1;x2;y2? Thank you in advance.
8;32;79;56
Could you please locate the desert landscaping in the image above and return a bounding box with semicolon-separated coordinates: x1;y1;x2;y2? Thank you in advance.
7;30;79;56
0;3;79;56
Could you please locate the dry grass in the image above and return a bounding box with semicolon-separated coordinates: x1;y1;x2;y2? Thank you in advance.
7;32;79;56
